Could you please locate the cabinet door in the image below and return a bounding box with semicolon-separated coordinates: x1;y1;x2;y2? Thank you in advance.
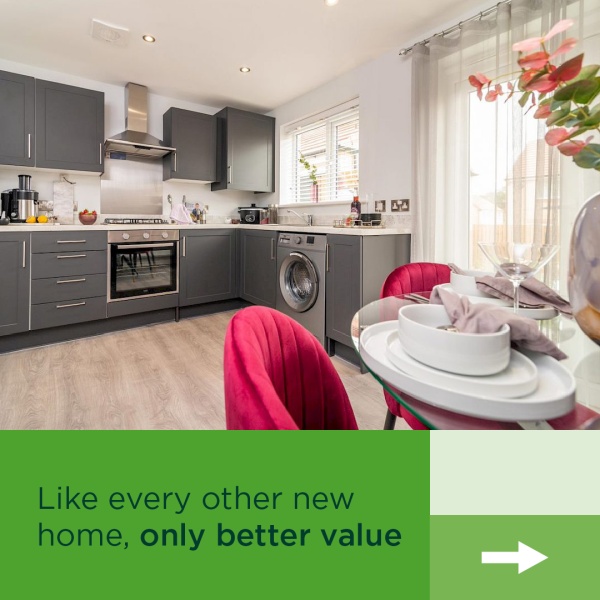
0;71;35;167
163;108;217;182
0;233;30;336
35;80;104;172
229;109;274;192
239;229;277;307
180;230;237;306
325;234;362;347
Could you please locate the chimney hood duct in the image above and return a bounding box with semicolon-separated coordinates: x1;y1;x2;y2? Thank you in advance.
104;83;175;158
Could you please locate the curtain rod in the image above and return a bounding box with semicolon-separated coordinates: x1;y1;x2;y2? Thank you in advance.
398;0;511;55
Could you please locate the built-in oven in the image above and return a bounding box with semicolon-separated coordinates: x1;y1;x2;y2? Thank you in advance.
108;229;179;302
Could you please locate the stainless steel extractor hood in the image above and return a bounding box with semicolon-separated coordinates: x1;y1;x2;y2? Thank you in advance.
104;83;175;158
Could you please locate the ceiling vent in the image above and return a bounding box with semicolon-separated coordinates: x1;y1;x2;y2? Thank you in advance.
90;19;130;47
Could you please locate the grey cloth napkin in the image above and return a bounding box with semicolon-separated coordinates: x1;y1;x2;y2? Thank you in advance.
430;286;568;360
448;263;572;317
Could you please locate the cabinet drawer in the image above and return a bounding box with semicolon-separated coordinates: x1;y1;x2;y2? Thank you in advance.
32;231;106;253
31;273;106;305
31;250;106;279
30;295;107;330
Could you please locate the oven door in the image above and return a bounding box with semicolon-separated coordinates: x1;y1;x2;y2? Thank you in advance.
109;242;179;301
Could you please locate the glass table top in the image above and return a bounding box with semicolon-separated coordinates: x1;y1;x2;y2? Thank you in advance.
352;295;600;430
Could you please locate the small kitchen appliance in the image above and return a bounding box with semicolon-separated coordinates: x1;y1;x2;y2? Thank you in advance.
7;174;39;222
238;203;268;224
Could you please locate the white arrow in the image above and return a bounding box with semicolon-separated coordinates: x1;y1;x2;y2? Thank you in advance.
482;541;548;574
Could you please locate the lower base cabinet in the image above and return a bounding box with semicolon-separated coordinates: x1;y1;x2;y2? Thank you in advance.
0;233;30;337
325;233;411;349
179;229;238;306
238;229;277;307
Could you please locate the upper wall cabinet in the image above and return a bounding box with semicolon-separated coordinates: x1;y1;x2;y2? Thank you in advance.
163;107;217;183
211;107;275;193
0;71;104;173
0;71;35;167
35;79;104;173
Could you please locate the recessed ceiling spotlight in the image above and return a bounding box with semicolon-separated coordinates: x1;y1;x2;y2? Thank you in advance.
142;34;156;43
240;66;251;73
325;0;339;6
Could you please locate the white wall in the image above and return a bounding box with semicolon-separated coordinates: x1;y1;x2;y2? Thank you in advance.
262;48;413;228
0;57;255;220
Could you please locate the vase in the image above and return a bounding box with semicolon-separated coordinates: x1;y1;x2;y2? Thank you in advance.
568;191;600;346
311;184;319;203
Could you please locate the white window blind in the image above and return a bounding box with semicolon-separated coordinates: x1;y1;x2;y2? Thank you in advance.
280;103;359;205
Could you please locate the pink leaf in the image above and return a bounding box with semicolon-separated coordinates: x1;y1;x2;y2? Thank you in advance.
550;37;578;59
548;53;583;82
525;74;559;93
533;104;552;119
513;37;543;53
557;139;588;156
545;128;572;146
518;51;550;70
544;19;574;42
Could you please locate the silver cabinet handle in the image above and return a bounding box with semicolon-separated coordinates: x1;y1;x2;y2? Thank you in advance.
56;278;86;284
57;254;86;259
99;142;103;164
57;240;86;244
22;240;26;268
227;165;232;184
182;236;186;257
28;134;31;159
270;237;275;260
326;243;329;272
173;152;177;172
56;301;86;309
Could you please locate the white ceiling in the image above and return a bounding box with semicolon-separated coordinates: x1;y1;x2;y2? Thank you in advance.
0;0;485;112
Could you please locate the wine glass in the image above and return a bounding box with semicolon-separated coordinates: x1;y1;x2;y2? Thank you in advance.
478;242;559;313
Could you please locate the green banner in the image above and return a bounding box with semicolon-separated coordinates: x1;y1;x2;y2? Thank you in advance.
1;431;430;599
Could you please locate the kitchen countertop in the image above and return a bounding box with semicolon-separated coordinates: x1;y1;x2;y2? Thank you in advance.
1;223;410;236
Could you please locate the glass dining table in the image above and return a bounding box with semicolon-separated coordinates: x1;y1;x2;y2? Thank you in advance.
352;295;600;430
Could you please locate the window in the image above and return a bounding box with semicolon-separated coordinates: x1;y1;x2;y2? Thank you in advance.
280;102;359;205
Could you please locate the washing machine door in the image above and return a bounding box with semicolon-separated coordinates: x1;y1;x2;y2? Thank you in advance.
279;252;319;313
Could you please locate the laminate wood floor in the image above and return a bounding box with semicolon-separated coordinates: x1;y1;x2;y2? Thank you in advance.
0;311;408;430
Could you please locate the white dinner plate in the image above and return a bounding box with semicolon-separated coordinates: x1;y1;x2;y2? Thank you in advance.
360;321;575;422
436;283;559;320
386;331;538;398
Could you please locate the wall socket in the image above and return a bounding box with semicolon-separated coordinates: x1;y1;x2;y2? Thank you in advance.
391;199;410;212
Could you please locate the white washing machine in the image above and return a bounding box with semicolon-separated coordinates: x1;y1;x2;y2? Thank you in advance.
276;232;327;346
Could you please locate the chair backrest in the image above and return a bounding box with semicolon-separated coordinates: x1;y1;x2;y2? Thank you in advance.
380;262;451;298
224;306;358;430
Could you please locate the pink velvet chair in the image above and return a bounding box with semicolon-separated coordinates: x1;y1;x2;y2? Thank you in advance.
380;262;451;430
224;306;358;430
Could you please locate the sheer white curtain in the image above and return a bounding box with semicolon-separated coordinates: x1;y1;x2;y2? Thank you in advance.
411;0;600;292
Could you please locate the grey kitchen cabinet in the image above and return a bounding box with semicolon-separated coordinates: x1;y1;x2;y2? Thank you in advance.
30;232;107;330
325;233;411;350
211;107;275;193
35;79;104;172
163;108;217;182
0;71;35;167
179;229;238;306
238;229;277;307
0;233;30;337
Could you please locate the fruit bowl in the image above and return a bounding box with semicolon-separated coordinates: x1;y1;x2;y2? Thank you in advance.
79;213;97;225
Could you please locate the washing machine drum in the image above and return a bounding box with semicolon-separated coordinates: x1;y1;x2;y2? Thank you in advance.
279;252;319;313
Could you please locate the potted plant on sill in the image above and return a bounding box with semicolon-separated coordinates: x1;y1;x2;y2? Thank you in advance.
469;19;600;344
299;153;319;202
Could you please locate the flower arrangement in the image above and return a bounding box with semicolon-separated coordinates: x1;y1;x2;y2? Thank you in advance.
469;19;600;171
299;153;318;184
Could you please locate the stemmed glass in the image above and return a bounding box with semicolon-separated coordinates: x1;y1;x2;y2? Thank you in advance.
478;242;559;313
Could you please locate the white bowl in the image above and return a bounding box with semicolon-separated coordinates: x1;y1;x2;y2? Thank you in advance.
450;269;495;298
397;304;511;376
